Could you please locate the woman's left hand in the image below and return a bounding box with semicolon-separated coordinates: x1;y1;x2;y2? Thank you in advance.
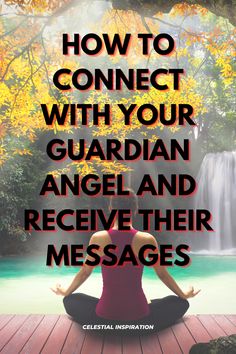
183;286;201;299
51;283;67;296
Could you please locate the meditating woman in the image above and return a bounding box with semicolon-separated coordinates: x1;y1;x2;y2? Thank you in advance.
52;189;200;332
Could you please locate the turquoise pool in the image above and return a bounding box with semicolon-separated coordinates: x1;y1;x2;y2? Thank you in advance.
0;255;236;279
0;256;235;314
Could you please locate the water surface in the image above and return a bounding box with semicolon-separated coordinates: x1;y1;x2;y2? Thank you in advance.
0;256;235;314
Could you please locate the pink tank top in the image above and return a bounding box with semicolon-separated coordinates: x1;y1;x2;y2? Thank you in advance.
96;229;150;320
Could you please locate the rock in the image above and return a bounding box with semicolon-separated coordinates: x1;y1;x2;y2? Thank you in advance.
190;334;236;354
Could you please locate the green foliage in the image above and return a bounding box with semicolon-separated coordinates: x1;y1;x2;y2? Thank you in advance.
0;141;46;241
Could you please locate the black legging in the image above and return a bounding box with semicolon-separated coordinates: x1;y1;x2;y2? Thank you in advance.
63;293;189;333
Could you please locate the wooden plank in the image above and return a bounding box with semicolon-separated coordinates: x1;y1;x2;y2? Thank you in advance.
184;316;212;343
198;315;227;339
0;315;43;354
0;315;15;331
0;315;234;354
81;332;104;354
212;315;236;335
20;315;59;354
140;333;162;354
171;320;196;354
226;315;236;327
122;336;142;354
40;315;72;354
61;321;86;354
0;315;28;351
102;334;122;354
158;327;182;354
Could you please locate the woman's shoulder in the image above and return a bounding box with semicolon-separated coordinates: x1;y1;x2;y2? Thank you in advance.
135;230;154;238
89;230;111;248
134;231;157;245
91;230;110;240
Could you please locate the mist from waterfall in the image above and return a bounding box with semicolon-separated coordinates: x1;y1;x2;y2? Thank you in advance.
194;151;236;255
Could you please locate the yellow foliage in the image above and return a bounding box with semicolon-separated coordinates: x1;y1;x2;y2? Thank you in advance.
0;2;235;176
13;148;33;156
171;4;208;17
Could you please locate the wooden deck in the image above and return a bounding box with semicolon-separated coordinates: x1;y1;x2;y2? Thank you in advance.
0;315;235;354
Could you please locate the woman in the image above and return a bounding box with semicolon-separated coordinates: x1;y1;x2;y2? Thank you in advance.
52;188;200;332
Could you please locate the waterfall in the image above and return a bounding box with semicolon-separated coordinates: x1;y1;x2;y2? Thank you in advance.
195;151;236;254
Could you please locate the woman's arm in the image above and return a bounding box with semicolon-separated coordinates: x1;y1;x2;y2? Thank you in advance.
153;265;200;299
137;232;200;299
51;232;106;296
51;265;94;297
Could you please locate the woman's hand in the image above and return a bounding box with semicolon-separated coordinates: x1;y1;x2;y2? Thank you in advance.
182;286;201;299
51;284;67;296
50;267;93;298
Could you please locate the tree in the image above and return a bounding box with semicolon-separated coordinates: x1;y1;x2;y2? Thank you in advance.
1;0;234;166
112;0;236;27
2;1;236;26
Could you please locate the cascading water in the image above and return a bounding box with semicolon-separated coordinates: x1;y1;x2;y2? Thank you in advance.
195;151;236;254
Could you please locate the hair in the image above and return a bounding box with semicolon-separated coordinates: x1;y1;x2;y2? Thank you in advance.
109;187;138;214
